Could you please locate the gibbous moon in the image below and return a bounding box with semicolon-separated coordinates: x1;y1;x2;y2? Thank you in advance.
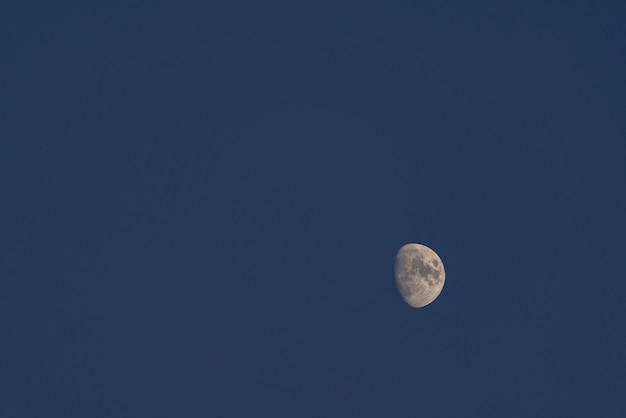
394;243;445;308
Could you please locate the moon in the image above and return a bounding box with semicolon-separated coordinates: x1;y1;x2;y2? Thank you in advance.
394;243;445;308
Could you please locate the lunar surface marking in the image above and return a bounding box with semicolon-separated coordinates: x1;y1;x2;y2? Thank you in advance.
394;243;445;308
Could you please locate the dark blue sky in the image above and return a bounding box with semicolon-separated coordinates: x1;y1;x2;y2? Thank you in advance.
2;2;625;416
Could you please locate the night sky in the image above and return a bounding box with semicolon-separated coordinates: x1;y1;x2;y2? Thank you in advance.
3;2;625;416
